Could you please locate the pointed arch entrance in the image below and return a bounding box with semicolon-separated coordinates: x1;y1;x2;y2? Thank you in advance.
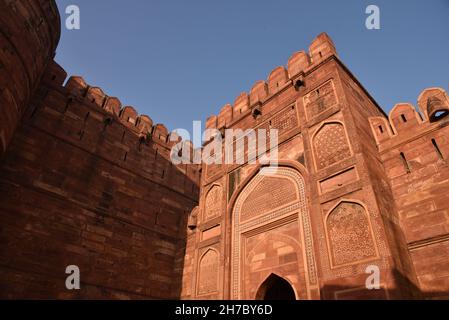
256;274;296;300
229;165;319;300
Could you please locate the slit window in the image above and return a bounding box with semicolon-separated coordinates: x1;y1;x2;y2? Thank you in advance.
432;139;444;160
378;125;384;134
401;114;407;123
400;152;411;174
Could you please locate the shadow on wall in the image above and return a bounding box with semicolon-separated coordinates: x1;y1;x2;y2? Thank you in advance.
0;62;200;300
321;269;449;300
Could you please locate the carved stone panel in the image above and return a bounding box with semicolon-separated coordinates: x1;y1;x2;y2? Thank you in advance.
204;185;222;221
304;80;338;120
326;202;377;267
197;249;219;295
240;176;298;223
313;122;351;170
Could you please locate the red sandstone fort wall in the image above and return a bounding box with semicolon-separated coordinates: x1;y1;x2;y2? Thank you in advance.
0;0;60;156
1;0;448;300
0;3;200;299
370;88;449;298
0;58;200;298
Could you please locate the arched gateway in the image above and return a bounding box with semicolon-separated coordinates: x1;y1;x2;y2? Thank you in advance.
230;166;319;300
256;274;296;300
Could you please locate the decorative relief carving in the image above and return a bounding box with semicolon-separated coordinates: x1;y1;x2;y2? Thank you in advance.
240;176;298;222
197;249;219;295
313;122;351;170
204;185;222;221
231;167;317;299
257;105;298;143
326;202;377;267
304;80;338;119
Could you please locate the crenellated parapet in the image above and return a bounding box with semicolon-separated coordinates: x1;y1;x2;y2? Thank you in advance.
0;0;61;155
369;87;449;148
26;60;201;200
204;33;337;132
42;65;193;149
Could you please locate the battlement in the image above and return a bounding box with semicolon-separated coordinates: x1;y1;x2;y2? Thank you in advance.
41;61;198;151
26;60;202;200
369;87;449;148
205;33;337;131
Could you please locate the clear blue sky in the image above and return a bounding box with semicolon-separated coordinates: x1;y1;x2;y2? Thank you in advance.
55;0;449;134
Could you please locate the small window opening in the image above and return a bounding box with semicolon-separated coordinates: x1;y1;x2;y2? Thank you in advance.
378;125;384;134
433;110;449;121
401;114;407;123
432;139;444;160
400;152;411;174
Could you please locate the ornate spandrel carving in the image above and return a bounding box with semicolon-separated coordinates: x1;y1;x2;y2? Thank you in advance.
240;176;298;222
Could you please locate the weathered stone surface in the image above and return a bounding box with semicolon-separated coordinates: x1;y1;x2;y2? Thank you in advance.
0;1;448;300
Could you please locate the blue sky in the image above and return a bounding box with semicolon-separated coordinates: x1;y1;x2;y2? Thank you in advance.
55;0;449;135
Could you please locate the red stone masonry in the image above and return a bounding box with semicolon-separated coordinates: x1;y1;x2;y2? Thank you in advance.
0;0;199;299
1;0;448;300
183;31;449;300
369;88;449;298
0;0;60;155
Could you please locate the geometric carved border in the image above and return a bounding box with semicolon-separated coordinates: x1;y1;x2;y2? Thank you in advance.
231;166;318;299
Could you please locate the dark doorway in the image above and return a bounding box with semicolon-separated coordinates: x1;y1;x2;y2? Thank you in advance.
255;274;296;300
